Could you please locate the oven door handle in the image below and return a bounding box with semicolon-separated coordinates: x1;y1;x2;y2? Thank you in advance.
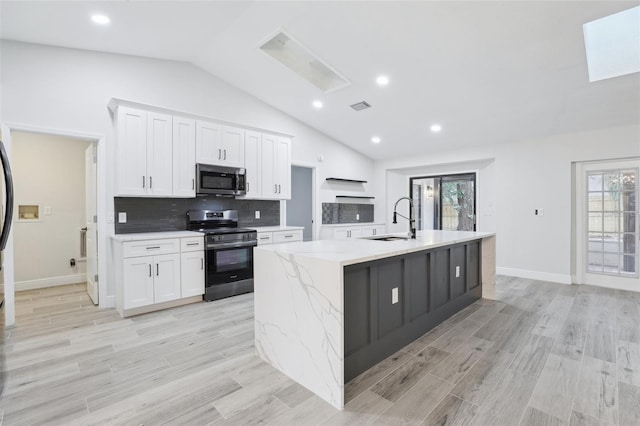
207;241;257;250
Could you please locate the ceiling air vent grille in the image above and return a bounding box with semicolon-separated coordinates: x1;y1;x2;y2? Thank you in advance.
350;101;372;111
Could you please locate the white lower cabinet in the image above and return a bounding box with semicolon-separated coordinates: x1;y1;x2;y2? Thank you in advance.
181;251;205;297
257;229;303;245
320;223;386;240
115;235;205;317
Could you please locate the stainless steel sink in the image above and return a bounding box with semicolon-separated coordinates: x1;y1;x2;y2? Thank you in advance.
367;236;410;241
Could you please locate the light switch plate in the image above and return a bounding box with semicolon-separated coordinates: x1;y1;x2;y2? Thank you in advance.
118;212;127;223
392;287;399;304
255;210;260;219
356;213;360;220
43;206;52;215
456;266;460;277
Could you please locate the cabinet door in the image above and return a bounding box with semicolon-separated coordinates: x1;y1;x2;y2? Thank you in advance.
123;256;154;309
181;251;205;298
261;134;277;200
172;117;196;197
153;253;181;303
243;131;262;199
147;112;173;196
195;120;222;165
116;107;147;196
349;227;363;239
275;137;292;199
333;228;351;240
221;126;245;168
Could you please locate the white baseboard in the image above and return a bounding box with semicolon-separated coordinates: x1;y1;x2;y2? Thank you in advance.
16;274;87;291
496;267;572;285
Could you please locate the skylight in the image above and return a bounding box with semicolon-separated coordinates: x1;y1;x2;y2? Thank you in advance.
583;6;640;82
259;30;350;93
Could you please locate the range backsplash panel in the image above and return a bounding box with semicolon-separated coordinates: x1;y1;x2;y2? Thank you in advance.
322;203;374;224
114;197;280;234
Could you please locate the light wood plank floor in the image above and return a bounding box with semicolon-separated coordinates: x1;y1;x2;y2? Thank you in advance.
1;277;640;425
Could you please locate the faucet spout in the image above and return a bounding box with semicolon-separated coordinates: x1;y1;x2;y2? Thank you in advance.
392;196;416;239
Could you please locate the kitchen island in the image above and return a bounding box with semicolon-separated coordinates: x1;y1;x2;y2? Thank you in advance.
253;230;496;409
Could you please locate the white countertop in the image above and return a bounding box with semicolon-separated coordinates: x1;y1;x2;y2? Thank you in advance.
111;231;204;241
321;222;385;227
255;230;495;266
252;226;304;232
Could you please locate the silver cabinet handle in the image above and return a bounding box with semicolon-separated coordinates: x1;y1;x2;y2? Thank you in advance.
192;179;195;190
201;258;204;270
218;149;221;159
224;149;227;160
274;184;277;193
278;184;281;193
247;182;249;192
149;176;153;188
284;235;293;238
148;264;152;277
142;176;145;188
186;242;199;246
156;264;159;276
260;236;269;240
146;246;160;250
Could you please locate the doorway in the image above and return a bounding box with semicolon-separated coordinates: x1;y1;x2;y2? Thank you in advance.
575;158;639;291
11;132;98;304
410;173;476;231
286;165;314;241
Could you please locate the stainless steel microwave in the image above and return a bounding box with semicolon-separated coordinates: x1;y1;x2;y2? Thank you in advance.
196;164;246;196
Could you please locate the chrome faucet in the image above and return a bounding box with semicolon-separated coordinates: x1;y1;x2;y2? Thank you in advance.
392;196;416;239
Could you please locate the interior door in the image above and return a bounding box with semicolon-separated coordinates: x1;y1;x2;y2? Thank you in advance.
85;145;98;304
576;159;639;291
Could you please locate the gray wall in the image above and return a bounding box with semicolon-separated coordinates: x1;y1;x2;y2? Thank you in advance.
114;197;280;233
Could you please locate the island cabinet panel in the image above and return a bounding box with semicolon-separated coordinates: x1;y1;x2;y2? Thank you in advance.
431;248;450;309
344;267;371;356
343;241;482;382
407;253;429;321
377;259;404;339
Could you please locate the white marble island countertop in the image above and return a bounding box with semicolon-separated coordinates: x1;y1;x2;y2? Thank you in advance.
255;229;495;266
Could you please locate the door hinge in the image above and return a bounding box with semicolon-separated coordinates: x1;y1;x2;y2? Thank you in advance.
94;274;99;283
93;215;98;223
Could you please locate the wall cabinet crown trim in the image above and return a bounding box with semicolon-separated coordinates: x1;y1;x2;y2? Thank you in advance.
108;97;294;138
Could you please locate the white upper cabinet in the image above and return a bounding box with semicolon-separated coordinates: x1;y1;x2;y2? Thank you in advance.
243;130;262;199
275;137;292;199
173;117;196;197
260;133;277;199
146;112;173;197
221;126;245;168
195;120;222;165
195;121;245;167
116;107;148;196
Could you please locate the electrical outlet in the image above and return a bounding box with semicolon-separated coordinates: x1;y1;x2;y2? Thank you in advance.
455;266;460;278
255;210;260;219
356;213;360;220
118;212;127;223
392;287;399;304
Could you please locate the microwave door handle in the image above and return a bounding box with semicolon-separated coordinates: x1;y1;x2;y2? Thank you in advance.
0;141;14;251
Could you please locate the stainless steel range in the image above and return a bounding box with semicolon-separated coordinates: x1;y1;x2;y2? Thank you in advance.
187;210;257;301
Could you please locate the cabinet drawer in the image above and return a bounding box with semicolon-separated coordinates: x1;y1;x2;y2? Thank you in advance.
123;238;180;258
257;232;273;245
273;230;303;243
181;236;204;252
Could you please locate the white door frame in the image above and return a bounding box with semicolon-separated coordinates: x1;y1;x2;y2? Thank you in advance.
575;158;640;292
1;122;109;326
283;161;317;240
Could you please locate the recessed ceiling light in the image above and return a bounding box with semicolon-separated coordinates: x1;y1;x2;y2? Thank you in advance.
430;124;442;133
312;100;323;109
91;14;111;25
371;136;381;144
376;75;390;86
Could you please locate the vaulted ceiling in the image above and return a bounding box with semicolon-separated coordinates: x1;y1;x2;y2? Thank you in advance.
2;1;638;160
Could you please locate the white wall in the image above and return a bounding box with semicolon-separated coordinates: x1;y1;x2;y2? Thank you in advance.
375;125;640;283
12;132;90;289
0;41;374;305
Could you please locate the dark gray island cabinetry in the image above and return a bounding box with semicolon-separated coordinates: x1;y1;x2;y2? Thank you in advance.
254;230;495;409
344;240;481;381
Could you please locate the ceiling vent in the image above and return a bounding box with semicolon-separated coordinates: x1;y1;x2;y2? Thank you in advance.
259;30;350;93
350;101;372;111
